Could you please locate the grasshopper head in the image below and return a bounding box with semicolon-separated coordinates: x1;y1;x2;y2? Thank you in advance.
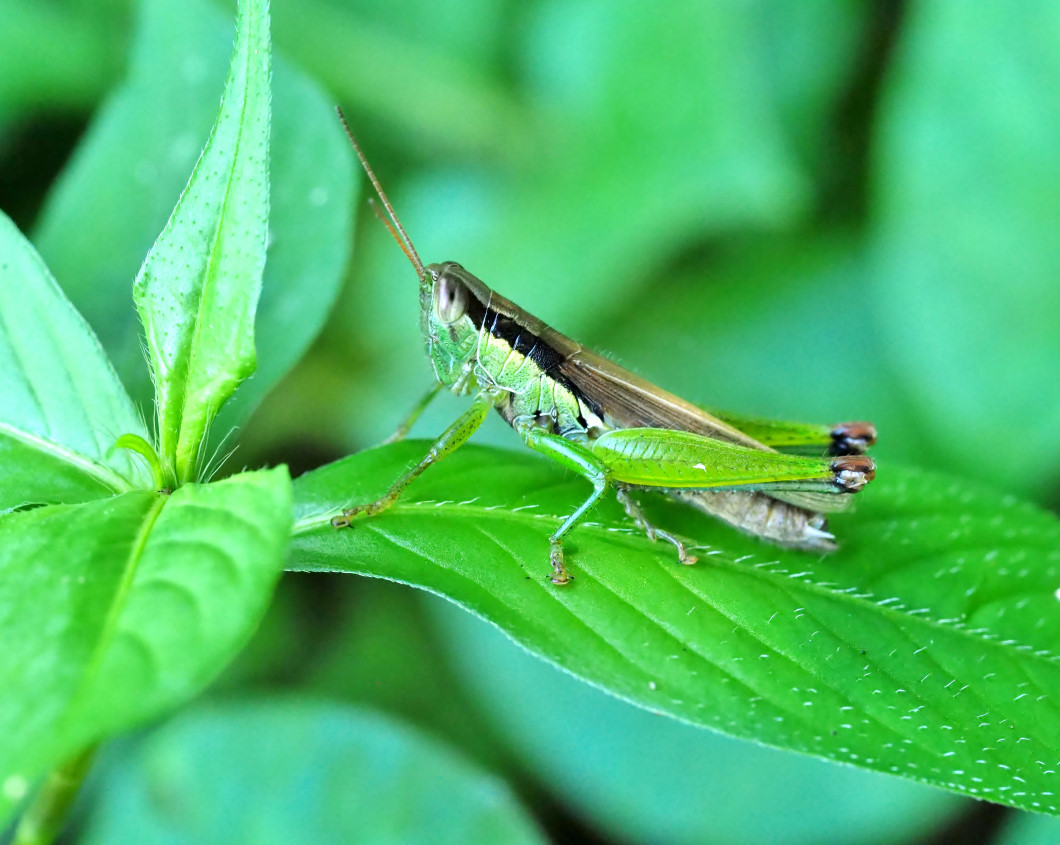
421;262;491;389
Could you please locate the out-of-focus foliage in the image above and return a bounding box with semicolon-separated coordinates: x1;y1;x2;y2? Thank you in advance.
82;699;546;845
3;0;1060;842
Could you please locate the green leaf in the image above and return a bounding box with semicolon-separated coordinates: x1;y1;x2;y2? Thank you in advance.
290;442;1060;816
872;1;1060;496
998;810;1060;845
81;699;546;845
132;0;270;484
304;577;513;772
428;598;967;845
210;63;355;443
0;210;149;510
755;0;868;169
0;466;291;825
466;0;808;326
271;0;519;158
0;0;125;116
34;0;352;443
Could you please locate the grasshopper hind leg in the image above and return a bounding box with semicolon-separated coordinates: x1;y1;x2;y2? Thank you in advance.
614;486;698;566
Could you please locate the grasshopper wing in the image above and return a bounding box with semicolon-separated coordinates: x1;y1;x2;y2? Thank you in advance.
542;332;767;449
542;332;867;540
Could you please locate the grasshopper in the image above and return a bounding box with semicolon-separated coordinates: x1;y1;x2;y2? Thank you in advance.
332;111;876;585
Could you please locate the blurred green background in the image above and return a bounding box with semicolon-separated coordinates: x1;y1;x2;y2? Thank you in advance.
3;0;1060;842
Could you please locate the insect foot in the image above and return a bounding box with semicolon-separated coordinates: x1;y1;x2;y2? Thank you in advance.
330;503;374;528
829;421;877;455
831;456;876;492
548;538;573;585
330;510;356;528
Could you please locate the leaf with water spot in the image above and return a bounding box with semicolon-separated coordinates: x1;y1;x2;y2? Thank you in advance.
290;441;1060;816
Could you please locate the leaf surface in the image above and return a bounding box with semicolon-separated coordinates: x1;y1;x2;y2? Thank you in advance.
0;211;148;510
290;441;1060;815
0;466;291;824
132;0;270;482
429;598;967;845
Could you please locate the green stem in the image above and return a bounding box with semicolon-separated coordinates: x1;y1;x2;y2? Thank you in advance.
13;746;97;845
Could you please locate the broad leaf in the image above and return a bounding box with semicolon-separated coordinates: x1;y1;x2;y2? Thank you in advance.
999;810;1060;845
290;442;1060;816
0;466;291;826
0;210;148;510
82;699;546;845
132;0;269;483
429;598;967;844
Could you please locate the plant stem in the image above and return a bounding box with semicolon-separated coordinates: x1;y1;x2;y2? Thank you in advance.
12;746;97;845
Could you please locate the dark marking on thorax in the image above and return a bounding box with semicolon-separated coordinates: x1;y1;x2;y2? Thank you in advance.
463;292;603;423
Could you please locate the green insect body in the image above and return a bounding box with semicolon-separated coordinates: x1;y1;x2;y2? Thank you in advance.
332;112;876;584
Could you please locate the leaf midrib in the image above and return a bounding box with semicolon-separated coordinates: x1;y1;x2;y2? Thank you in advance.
65;493;168;714
0;421;132;494
174;7;257;483
292;497;1060;668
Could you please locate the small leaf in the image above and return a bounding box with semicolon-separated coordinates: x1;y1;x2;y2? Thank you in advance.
34;0;355;445
210;62;356;442
290;441;1060;816
0;210;149;510
0;466;291;826
133;0;270;483
82;699;546;845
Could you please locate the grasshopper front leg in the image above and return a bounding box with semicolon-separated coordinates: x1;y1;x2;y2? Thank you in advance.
382;383;445;444
513;418;610;585
331;391;494;527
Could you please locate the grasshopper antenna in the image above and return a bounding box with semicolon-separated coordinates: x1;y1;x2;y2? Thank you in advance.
336;107;426;280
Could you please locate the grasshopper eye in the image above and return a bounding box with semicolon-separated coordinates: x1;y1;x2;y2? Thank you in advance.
434;276;468;325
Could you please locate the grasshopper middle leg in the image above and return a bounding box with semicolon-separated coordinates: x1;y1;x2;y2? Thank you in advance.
514;418;610;585
382;383;444;444
614;486;698;565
